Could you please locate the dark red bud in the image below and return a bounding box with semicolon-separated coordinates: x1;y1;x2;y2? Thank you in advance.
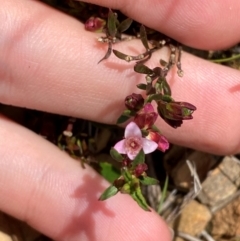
125;93;144;111
85;17;106;32
157;100;196;128
134;163;148;177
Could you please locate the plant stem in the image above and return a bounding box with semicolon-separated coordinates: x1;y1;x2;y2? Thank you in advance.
211;53;240;63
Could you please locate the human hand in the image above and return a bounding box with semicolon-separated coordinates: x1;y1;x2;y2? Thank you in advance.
0;0;240;240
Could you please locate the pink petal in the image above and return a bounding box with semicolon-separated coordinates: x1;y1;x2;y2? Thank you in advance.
143;103;155;113
125;122;142;138
114;140;126;154
142;138;158;154
158;135;169;152
127;152;137;160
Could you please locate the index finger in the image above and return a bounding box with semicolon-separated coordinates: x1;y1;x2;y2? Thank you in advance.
81;0;240;49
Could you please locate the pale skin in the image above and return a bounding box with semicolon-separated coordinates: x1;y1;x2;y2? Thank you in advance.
0;0;240;240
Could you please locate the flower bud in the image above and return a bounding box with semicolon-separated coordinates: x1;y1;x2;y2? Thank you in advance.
134;163;148;177
134;103;158;129
125;93;144;111
121;183;131;194
146;131;169;152
157;100;196;128
85;17;106;32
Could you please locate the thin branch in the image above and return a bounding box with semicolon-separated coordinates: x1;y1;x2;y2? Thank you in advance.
200;230;216;241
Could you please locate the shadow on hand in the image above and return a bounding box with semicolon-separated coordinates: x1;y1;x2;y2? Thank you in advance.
57;174;115;241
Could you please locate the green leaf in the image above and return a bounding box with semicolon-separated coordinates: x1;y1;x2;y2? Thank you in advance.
113;49;132;62
131;186;150;211
161;95;174;102
140;25;149;50
99;185;118;201
137;83;147;90
116;109;135;124
122;109;135;116
116;114;131;124
132;149;145;168
98;42;112;63
158;175;169;214
162;79;172;96
146;93;163;102
118;18;133;33
139;176;159;185
110;148;124;162
107;10;117;37
99;162;120;183
160;59;168;67
134;64;153;74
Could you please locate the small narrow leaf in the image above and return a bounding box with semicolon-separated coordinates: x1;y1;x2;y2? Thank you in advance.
118;18;133;33
160;59;168;67
107;10;117;37
99;185;118;201
113;49;132;62
132;149;145;168
123;109;135;115
134;64;153;74
99;162;120;183
137;83;147;90
155;82;162;93
161;95;174;102
131;186;150;211
116;109;135;124
162;79;172;96
98;42;112;63
116;114;131;124
158;175;169;214
140;25;149;50
139;176;159;185
146;93;163;102
110;148;124;162
122;169;132;182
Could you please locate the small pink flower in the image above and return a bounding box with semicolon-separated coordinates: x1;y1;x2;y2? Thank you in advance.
147;131;169;152
114;122;158;160
134;103;158;129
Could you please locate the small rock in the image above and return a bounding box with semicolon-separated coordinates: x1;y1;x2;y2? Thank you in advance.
218;156;240;187
198;165;237;207
172;200;212;236
174;237;185;241
166;150;218;189
211;195;240;240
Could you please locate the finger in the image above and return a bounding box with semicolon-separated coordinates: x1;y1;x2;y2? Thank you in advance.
1;0;240;155
80;0;240;49
0;116;171;241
